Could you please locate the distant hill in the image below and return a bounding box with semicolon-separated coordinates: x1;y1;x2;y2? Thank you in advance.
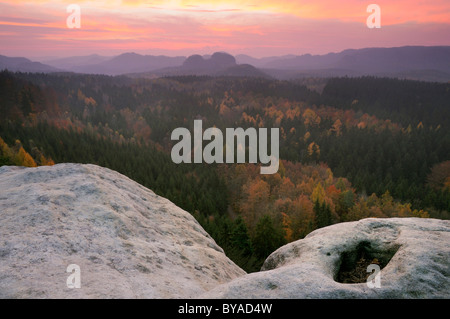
3;46;450;81
235;54;296;68
42;53;186;76
42;54;112;70
0;55;60;73
149;52;270;78
259;46;450;81
264;46;450;71
183;52;236;70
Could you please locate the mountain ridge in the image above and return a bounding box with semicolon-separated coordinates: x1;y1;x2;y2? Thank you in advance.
147;52;270;78
261;46;450;81
0;55;61;73
2;46;449;81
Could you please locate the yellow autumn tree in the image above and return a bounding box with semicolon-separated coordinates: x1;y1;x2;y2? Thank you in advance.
15;146;37;167
1;138;38;167
307;142;320;161
0;137;13;159
39;154;55;166
311;182;326;204
303;131;311;142
394;203;429;218
303;108;321;127
330;119;342;136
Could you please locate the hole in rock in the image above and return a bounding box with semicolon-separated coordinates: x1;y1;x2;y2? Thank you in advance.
335;241;400;284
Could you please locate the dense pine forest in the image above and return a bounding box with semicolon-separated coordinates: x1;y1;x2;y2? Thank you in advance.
1;70;449;272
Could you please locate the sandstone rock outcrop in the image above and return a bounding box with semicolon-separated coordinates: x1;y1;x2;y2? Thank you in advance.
1;164;448;299
202;217;450;298
0;164;245;298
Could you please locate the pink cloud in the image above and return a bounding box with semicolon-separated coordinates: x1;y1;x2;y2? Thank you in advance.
0;0;448;58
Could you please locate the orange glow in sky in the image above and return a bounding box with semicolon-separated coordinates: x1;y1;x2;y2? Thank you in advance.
0;0;449;58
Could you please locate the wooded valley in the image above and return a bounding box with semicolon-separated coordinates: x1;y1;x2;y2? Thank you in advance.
1;71;449;271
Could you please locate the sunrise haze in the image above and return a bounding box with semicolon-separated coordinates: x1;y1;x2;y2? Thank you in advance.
0;0;449;58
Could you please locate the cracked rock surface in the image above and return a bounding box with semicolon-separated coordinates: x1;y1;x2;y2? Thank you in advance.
0;164;245;298
1;164;449;299
202;218;450;298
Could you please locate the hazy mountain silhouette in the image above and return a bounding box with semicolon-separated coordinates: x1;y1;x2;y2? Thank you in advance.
259;46;450;81
2;46;450;81
43;54;112;70
235;54;296;68
183;52;235;70
149;52;269;78
0;55;60;73
68;53;185;75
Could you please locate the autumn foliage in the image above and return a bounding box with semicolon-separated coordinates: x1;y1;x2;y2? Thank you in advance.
219;160;429;247
1;71;448;272
0;137;54;167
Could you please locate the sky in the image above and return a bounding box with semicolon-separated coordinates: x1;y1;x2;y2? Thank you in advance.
0;0;449;59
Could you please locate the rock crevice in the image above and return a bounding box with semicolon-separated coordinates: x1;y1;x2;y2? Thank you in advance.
204;218;449;298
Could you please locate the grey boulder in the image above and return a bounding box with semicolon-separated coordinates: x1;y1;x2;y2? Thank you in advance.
202;218;450;298
0;164;245;298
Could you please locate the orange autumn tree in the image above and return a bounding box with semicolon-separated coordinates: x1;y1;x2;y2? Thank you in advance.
303;108;321;127
307;142;320;162
240;178;271;229
15;145;37;167
222;157;429;247
0;137;54;168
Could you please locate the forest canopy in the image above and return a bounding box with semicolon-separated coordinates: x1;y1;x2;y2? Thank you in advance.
1;71;448;272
